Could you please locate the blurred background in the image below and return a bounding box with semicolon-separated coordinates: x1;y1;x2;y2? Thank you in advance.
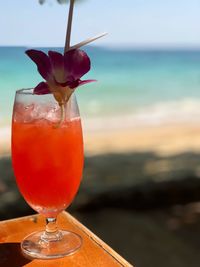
1;0;200;266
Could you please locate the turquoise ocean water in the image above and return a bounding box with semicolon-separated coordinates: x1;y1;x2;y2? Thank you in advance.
1;46;200;127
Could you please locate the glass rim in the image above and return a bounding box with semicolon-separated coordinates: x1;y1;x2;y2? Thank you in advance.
16;88;35;95
16;89;76;99
15;88;77;107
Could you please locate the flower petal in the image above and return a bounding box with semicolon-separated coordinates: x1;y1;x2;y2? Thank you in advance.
48;51;66;84
77;79;97;87
33;82;50;95
64;49;91;80
65;79;96;89
26;49;52;80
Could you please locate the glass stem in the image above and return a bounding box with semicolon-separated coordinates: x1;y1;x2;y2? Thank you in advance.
46;217;58;233
41;217;62;243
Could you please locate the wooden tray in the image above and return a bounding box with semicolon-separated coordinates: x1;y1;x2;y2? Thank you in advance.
0;211;133;267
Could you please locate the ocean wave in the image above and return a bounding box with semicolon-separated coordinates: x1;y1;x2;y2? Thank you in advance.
82;98;200;132
135;98;200;123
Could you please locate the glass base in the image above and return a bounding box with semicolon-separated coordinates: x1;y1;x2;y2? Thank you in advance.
21;230;82;259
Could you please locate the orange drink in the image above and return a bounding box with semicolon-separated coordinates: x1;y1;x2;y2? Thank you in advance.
12;117;83;217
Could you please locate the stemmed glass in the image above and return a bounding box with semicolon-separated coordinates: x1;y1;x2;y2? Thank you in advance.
12;88;84;259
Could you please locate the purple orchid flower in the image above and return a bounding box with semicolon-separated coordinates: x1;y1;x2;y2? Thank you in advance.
25;49;96;96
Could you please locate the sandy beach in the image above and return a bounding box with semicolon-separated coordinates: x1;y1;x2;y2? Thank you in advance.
84;123;200;156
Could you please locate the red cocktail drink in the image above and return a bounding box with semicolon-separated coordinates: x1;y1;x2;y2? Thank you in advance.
12;113;83;217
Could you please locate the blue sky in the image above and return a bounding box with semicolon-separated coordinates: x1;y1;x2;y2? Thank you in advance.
1;0;200;48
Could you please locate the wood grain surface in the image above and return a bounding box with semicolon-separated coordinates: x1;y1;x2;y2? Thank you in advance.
0;212;133;267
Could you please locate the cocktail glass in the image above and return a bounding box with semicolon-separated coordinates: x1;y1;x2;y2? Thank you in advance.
12;88;84;259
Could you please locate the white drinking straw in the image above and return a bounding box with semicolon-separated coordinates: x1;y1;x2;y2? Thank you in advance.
64;0;75;52
64;0;107;53
69;32;108;50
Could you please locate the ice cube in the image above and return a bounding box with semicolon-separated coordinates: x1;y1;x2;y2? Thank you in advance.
45;104;61;122
14;103;35;123
14;102;63;124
